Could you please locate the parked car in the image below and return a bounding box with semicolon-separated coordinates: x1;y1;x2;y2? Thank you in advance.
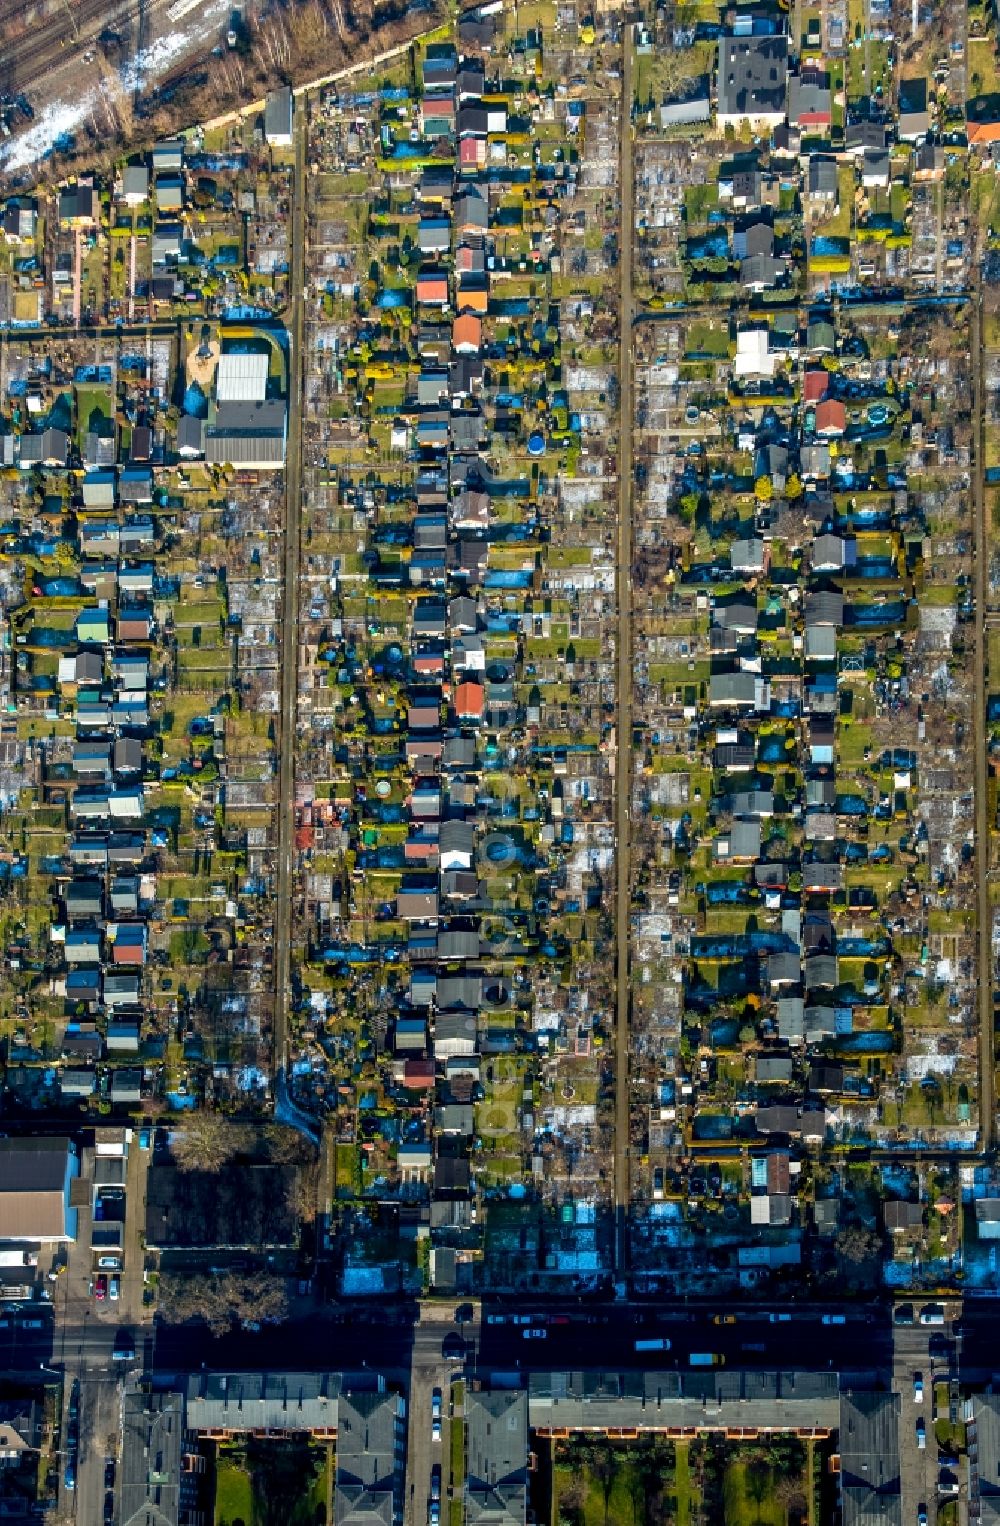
95;1275;107;1302
913;1374;923;1404
431;1419;441;1442
109;1277;120;1301
431;1389;442;1422
916;1418;926;1450
893;1303;914;1326
522;1327;547;1340
64;1461;75;1492
431;1466;441;1502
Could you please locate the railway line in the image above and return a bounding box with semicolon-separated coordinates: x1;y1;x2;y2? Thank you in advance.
0;0;141;91
0;0;231;150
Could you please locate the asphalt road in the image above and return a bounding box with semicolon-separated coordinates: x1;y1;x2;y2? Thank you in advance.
21;1295;997;1436
151;1307;422;1379
403;1312;469;1526
92;1301;942;1381
147;1305;898;1387
894;1321;943;1526
475;1304;896;1377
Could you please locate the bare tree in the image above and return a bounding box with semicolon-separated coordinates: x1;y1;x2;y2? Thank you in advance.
170;1111;254;1172
159;1271;289;1334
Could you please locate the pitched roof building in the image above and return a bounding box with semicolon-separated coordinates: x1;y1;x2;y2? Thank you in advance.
335;1391;407;1526
839;1391;901;1526
465;1390;528;1526
0;1138;79;1242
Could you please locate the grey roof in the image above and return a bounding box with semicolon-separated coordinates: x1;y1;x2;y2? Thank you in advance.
839;1392;901;1526
184;1371;342;1433
776;998;804;1042
437;929;481;960
717;36;788;121
435;1103;475;1135
0;1399;42;1451
177;414;204;454
122;165;149;199
206;400;287;466
846;121;888;153
971;1394;1000;1520
756;1056;794;1083
710;672;760;707
437;976;482;1010
527;1369;840;1434
0;1139;73;1240
741;253;785;289
336;1391;405;1526
434;1011;478;1048
728;819;762;859
466;1391;528;1526
714;600;758;632
755;1104;801;1135
660;93;710;126
440;820;476;855
804;590;845;626
264;85;293;141
787;76;832;124
808;157;839;195
120;1389;183;1526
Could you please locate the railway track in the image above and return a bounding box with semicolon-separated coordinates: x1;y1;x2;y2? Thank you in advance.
1;0;159;97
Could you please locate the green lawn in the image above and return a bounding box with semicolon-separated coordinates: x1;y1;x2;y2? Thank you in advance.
75;385;112;444
554;1462;639;1526
215;1457;253;1526
675;1441;693;1526
722;1460;790;1526
685;320;731;358
553;1445;679;1526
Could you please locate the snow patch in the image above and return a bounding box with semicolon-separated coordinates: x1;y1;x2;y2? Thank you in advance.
0;98;91;172
119;0;233;92
1;0;233;172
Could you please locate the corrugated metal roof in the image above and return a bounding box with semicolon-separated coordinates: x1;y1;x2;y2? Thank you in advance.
216;351;269;404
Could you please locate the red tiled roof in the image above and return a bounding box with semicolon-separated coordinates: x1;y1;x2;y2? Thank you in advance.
814;398;846;434
454;680;484;716
803;369;829;404
452;314;482;351
417;276;449;303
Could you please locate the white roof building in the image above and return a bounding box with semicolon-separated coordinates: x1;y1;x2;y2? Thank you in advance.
733;328;775;378
216;351;269;403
